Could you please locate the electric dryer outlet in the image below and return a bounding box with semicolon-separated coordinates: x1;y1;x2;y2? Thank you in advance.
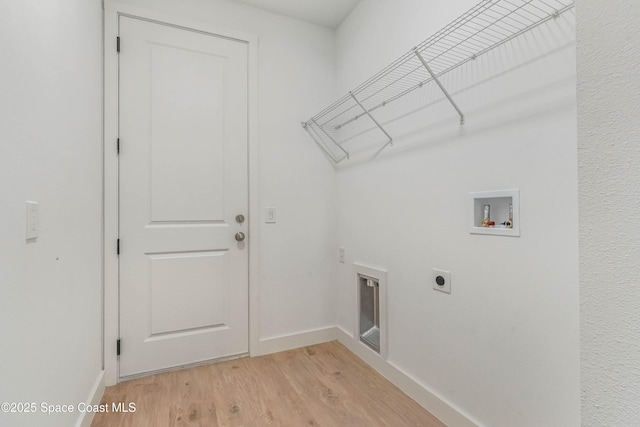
432;269;451;294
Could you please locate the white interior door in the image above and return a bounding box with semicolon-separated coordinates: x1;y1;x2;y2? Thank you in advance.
118;16;249;378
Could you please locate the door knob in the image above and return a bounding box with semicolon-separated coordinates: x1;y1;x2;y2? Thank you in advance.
235;232;245;242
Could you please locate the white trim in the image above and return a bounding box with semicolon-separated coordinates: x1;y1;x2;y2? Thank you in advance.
335;327;481;427
247;31;260;362
75;370;106;427
102;0;259;385
103;0;119;387
257;327;337;356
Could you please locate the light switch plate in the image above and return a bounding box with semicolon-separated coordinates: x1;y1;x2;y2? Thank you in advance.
26;201;39;240
265;207;276;223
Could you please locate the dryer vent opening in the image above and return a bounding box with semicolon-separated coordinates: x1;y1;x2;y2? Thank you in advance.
359;275;380;353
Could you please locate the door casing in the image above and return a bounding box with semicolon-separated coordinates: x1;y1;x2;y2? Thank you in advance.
103;1;260;385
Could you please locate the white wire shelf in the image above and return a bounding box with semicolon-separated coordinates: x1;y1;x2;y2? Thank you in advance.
302;0;575;163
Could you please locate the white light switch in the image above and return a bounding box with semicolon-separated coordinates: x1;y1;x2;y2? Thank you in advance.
26;201;39;239
265;207;276;224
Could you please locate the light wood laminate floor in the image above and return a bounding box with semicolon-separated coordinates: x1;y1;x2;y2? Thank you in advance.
92;340;445;427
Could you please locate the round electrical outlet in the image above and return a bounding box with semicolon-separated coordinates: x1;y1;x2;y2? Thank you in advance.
436;275;445;286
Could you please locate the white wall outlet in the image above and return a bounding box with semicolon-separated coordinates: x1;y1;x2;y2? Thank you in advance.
26;201;39;240
265;207;276;223
433;268;451;294
338;247;345;263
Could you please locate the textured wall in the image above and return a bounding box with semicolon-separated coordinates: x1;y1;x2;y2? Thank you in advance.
577;1;640;425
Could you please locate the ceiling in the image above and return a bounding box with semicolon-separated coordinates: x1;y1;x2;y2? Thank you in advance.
230;0;361;28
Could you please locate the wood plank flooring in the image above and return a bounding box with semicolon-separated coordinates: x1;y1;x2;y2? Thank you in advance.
92;340;445;427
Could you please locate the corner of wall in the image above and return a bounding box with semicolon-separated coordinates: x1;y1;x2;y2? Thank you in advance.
75;371;106;427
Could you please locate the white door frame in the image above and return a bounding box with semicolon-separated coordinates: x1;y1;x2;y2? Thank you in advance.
103;1;260;386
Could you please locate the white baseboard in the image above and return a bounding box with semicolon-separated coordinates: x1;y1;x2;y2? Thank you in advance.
334;327;480;427
257;326;337;356
75;370;106;427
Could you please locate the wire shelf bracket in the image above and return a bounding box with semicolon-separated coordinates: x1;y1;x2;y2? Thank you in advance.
413;48;465;126
301;0;575;164
349;91;394;148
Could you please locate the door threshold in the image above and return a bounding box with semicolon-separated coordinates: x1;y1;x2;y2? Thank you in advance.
119;352;249;382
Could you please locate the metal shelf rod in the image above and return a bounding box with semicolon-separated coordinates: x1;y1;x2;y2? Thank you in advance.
349;92;393;148
413;49;465;125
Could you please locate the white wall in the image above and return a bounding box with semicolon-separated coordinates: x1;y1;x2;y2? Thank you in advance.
0;1;103;426
0;1;595;425
333;1;580;426
577;1;640;425
116;0;338;345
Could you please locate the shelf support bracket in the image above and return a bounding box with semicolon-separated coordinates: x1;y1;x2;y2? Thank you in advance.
302;119;350;163
414;49;465;125
349;92;393;149
314;119;350;161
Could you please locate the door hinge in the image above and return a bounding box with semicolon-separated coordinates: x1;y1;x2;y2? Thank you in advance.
117;138;120;154
117;238;120;255
117;339;121;356
116;36;120;53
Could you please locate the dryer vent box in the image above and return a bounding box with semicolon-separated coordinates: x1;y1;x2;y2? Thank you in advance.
359;275;380;353
354;263;387;360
